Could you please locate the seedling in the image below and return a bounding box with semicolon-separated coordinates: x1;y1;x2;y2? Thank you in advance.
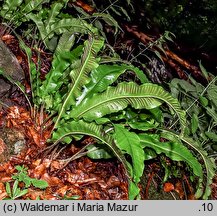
4;165;48;200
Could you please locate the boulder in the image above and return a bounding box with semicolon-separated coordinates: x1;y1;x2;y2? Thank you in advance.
0;38;24;99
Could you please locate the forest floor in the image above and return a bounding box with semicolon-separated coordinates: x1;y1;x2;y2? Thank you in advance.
0;34;130;200
0;17;217;200
0;32;185;200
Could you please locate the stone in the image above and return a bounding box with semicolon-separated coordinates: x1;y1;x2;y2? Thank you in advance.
0;38;24;99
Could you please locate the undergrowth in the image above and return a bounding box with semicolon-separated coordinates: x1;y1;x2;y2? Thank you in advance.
0;0;216;199
4;165;48;200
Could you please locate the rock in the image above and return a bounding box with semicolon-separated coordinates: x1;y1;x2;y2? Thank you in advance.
0;39;24;80
14;140;26;154
0;39;24;99
0;128;26;164
0;79;10;98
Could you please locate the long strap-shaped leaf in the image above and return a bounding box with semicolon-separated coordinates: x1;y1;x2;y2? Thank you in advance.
139;133;203;195
180;136;216;199
77;64;149;103
38;46;83;110
52;120;130;178
0;0;23;18
71;82;186;131
27;11;99;49
114;125;145;184
69;36;104;102
161;129;216;199
54;36;104;128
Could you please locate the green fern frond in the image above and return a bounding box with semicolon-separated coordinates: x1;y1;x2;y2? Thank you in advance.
27;11;99;50
140;133;203;188
71;82;186;132
54;35;104;128
180;136;216;199
38;45;83;110
52;120;130;178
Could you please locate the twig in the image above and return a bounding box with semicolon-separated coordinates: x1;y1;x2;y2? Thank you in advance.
144;172;154;199
71;0;95;14
123;24;204;80
55;143;92;173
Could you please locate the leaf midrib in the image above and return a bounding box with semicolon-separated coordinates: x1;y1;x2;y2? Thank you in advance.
54;128;130;177
141;138;202;177
76;93;175;118
54;37;94;128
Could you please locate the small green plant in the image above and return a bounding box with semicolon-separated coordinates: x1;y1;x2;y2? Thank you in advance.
169;64;217;198
12;165;48;189
4;165;48;200
5;180;28;200
62;195;80;200
170;63;217;151
0;0;215;200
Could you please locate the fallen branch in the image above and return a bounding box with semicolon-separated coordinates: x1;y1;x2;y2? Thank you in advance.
69;0;95;14
123;24;205;81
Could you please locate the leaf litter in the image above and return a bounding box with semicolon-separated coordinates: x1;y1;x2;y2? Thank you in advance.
0;34;128;200
0;105;128;200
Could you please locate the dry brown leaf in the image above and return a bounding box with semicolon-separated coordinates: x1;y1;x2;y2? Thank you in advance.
0;138;6;154
32;159;42;167
163;182;175;192
0;182;6;193
107;175;121;188
55;185;68;197
25;188;44;200
41;194;59;200
74;0;95;14
175;181;185;199
41;173;62;187
1;177;12;182
0;192;7;200
50;160;63;171
32;163;46;178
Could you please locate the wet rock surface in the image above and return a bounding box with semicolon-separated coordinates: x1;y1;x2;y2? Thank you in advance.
0;39;24;80
0;127;26;163
0;39;24;102
0;37;27;163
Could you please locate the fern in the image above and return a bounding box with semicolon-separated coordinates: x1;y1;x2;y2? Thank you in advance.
22;0;49;14
12;31;38;103
160;130;216;199
86;12;120;34
0;0;49;26
51;120;130;178
55;31;76;54
38;45;83;110
27;12;99;50
0;70;32;108
114;125;145;184
77;64;149;102
0;0;23;19
1;0;213;200
71;82;186;132
54;35;104;128
180;136;216;199
140;133;203;195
